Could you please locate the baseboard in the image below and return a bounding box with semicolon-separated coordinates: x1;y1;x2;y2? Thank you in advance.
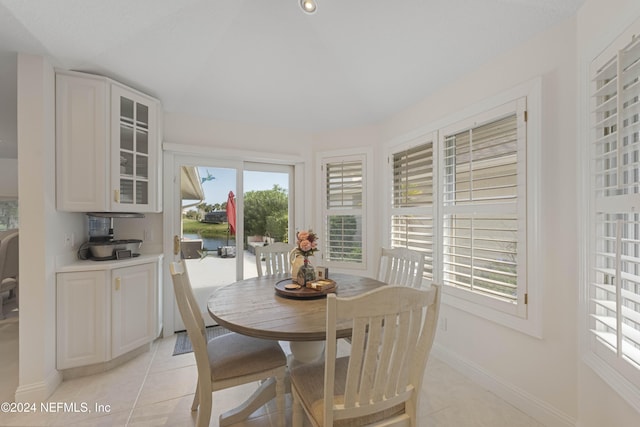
432;343;577;427
14;368;62;403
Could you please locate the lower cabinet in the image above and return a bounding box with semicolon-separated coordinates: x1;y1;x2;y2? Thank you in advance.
57;260;158;370
56;270;109;370
111;263;156;358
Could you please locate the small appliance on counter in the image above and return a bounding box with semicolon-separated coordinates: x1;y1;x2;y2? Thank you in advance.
78;212;145;261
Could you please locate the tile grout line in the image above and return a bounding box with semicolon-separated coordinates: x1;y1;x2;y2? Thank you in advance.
124;342;160;426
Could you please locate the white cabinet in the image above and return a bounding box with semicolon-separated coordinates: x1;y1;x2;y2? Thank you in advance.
111;263;156;358
56;271;109;370
56;71;162;213
56;257;160;370
55;73;109;212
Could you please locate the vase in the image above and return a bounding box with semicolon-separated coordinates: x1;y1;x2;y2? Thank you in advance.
296;257;316;287
290;249;305;279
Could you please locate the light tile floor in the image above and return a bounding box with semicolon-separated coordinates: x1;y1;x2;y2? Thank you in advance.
0;316;543;427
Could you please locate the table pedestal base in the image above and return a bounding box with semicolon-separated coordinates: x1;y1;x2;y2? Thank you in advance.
289;340;325;364
218;341;324;426
219;377;279;427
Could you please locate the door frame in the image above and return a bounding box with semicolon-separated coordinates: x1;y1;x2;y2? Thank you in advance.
162;144;305;336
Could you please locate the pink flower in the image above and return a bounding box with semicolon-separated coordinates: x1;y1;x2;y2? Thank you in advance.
300;240;312;252
295;229;318;256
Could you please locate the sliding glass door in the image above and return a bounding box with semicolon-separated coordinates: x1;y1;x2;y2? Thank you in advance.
170;157;292;331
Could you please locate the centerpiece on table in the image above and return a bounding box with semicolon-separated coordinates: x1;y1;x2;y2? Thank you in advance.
290;229;318;286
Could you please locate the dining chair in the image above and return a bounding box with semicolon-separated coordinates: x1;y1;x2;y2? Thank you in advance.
290;284;441;427
377;247;425;288
0;230;19;320
255;242;295;277
169;261;286;427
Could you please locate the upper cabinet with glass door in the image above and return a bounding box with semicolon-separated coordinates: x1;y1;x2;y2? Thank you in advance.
111;84;158;211
56;71;162;213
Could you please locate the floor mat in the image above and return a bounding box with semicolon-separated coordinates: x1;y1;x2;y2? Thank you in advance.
172;325;231;356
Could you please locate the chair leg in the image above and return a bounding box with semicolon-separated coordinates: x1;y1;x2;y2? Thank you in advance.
275;370;285;427
292;389;303;427
191;383;199;411
197;387;212;427
0;294;5;320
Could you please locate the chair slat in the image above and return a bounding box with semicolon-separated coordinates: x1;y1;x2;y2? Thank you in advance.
378;247;425;288
255;242;295;277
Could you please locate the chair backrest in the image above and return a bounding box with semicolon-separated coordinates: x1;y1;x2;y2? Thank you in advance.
0;230;19;282
377;247;425;288
324;284;441;425
255;242;295;277
169;261;211;380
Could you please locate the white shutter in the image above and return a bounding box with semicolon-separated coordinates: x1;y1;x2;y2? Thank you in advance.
441;99;526;313
390;142;434;280
324;159;364;264
590;34;640;371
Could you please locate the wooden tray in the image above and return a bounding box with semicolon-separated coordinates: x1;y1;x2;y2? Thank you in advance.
274;278;337;299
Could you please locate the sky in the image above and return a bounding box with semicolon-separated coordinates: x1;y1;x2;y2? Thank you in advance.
197;167;289;206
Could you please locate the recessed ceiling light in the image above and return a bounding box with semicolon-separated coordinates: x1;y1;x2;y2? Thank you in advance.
300;0;317;14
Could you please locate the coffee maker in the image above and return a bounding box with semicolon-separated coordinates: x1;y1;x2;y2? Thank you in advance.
78;212;144;260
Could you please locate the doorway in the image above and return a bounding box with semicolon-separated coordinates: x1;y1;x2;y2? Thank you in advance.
170;157;293;332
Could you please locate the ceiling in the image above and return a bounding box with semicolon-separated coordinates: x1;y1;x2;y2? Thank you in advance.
0;0;584;158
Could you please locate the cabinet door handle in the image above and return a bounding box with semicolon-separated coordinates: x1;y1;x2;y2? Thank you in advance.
114;189;120;203
174;235;180;256
115;277;121;291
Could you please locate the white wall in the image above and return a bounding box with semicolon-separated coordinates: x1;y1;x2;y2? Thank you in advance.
576;0;640;426
15;54;61;401
309;15;581;427
164;112;313;154
15;54;85;402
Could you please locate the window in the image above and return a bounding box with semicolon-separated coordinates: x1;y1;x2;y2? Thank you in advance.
441;100;527;318
587;20;640;390
0;200;18;230
387;84;538;331
322;156;365;267
390;140;435;280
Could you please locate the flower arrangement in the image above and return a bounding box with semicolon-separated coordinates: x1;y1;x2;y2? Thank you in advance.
295;229;318;258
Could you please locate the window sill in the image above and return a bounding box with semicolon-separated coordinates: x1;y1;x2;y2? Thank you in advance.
442;285;542;339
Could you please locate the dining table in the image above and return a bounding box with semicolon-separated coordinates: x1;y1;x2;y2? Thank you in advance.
206;272;388;425
207;272;388;362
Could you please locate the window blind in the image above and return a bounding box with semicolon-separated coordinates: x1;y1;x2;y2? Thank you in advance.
591;35;640;370
326;161;363;209
443;115;518;205
324;160;364;264
391;142;434;279
393;143;433;207
442;109;523;307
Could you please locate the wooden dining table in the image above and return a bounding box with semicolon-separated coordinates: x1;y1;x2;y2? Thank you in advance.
207;272;388;362
206;272;387;425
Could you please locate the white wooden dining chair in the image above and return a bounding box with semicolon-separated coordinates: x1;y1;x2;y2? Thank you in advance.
377;247;425;288
169;261;286;427
290;284;441;427
255;242;295;276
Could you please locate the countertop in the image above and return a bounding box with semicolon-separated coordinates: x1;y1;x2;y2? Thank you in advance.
56;253;163;273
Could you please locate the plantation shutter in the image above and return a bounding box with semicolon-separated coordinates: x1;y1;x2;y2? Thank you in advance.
590;34;640;369
390;141;434;280
324;159;364;264
441;99;527;315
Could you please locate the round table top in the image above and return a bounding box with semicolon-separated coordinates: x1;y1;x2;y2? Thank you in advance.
207;273;387;341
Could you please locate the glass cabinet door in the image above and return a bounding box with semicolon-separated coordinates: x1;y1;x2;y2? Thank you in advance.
112;85;156;211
